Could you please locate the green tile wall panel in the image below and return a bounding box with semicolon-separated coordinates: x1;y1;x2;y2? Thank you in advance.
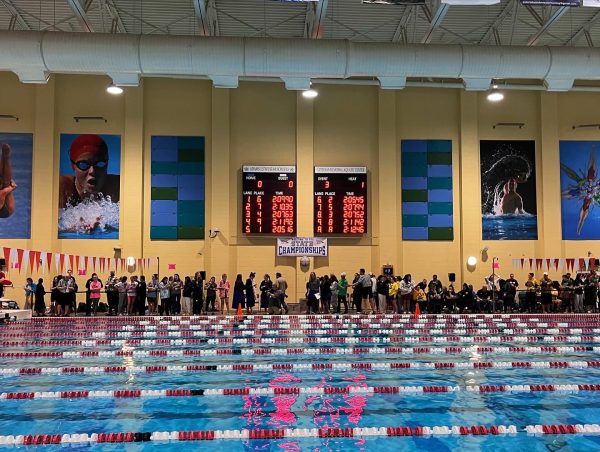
427;152;452;165
428;227;454;240
428;202;453;215
403;215;428;228
150;226;178;240
151;187;178;200
402;190;428;203
178;226;204;240
427;140;452;153
428;177;453;190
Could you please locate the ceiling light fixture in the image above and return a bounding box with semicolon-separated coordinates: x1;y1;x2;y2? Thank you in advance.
302;89;318;99
487;85;504;102
106;84;123;95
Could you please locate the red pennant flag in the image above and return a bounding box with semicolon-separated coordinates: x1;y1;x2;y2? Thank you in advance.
46;253;53;272
83;256;89;271
579;258;585;271
75;255;80;272
16;249;24;273
137;259;142;271
554;259;560;271
520;258;525;269
546;259;551;270
67;254;74;272
35;251;41;272
536;259;542;270
146;258;151;270
29;250;36;274
529;258;534;269
59;254;66;274
3;247;11;269
92;257;97;272
100;257;106;273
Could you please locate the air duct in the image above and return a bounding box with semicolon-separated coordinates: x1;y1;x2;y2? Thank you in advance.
1;31;600;91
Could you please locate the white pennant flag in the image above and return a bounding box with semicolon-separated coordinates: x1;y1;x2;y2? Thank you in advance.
54;253;61;273
40;253;47;274
22;249;29;274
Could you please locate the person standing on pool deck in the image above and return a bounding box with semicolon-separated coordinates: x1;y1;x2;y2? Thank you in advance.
218;274;231;314
232;274;246;312
274;272;289;314
0;143;17;218
105;271;119;316
524;273;538;313
34;278;46;316
88;274;102;316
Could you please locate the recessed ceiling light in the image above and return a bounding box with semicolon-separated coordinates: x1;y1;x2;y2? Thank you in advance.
106;84;123;95
302;89;318;99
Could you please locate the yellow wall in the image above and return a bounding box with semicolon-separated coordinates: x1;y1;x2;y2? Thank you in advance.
2;71;600;304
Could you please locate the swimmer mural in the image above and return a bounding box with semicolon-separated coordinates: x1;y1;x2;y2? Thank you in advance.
58;134;121;239
0;133;33;239
560;141;600;240
480;140;538;240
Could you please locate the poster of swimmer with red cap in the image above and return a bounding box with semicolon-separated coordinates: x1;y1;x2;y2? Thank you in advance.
58;134;121;239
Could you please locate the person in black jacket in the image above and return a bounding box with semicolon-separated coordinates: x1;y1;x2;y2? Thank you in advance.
137;275;147;316
193;272;204;315
34;278;46;316
259;274;272;313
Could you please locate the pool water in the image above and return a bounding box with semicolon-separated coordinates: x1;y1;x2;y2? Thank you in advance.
1;314;600;451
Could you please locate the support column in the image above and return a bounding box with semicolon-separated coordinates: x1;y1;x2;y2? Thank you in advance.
207;88;232;276
459;91;480;284
121;85;144;259
539;92;562;259
295;92;314;301
377;89;398;271
31;80;57;253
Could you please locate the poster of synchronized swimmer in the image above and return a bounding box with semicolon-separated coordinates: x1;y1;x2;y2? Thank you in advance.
58;133;121;239
480;140;538;240
0;133;33;239
560;141;600;240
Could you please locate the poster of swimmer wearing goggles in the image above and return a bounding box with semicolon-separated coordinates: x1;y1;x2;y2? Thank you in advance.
58;134;121;239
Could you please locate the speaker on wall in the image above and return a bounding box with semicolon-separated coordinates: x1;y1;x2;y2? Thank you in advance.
448;273;456;283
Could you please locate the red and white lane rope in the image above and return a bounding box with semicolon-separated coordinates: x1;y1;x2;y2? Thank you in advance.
2;335;599;348
4;383;600;402
0;345;597;360
5;424;600;445
2;327;599;338
2;360;599;376
0;384;462;400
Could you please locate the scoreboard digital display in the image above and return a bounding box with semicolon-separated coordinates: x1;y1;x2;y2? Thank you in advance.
314;167;367;235
242;166;296;235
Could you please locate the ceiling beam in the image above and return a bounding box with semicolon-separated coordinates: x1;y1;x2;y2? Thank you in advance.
478;0;516;45
0;0;30;30
421;1;449;44
193;0;219;36
102;0;126;33
524;4;543;26
392;6;413;43
305;0;329;39
66;0;95;32
527;6;568;46
564;9;600;46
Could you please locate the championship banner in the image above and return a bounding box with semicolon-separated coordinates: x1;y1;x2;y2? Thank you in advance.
277;237;328;257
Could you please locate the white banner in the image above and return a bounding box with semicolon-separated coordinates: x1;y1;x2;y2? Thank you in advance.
277;237;328;257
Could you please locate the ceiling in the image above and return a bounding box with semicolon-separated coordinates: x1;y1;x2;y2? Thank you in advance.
1;0;600;48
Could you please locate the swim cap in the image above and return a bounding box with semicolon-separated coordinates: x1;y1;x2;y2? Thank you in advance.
69;135;108;162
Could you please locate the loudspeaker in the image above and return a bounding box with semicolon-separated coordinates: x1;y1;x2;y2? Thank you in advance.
448;273;456;283
0;258;5;271
200;271;206;281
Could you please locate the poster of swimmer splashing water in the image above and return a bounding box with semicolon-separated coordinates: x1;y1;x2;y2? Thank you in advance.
58;134;121;239
480;140;538;240
560;141;600;240
0;133;33;239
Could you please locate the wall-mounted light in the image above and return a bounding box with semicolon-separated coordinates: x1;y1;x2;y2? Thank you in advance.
106;84;123;95
487;85;504;102
467;256;477;266
209;228;220;239
302;89;318;99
